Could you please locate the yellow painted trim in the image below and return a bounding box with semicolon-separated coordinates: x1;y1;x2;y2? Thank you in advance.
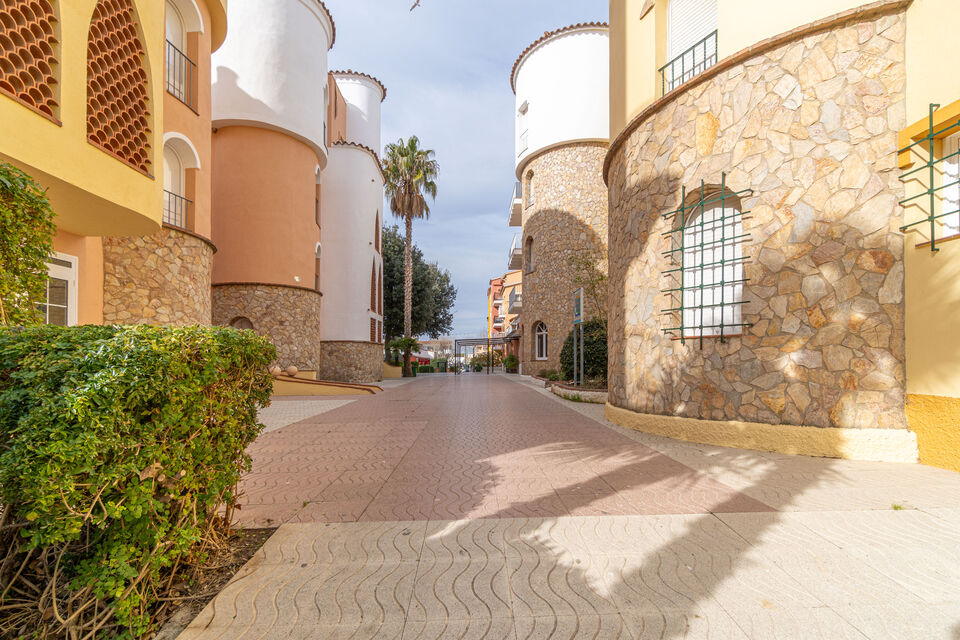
382;363;403;379
606;404;919;463
898;97;960;168
272;378;379;396
907;393;960;473
203;0;228;51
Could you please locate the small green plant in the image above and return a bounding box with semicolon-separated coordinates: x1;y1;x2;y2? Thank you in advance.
503;353;519;373
891;503;904;510
0;162;57;326
560;318;608;383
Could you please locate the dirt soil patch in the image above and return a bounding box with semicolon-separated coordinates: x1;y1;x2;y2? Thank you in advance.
155;527;276;640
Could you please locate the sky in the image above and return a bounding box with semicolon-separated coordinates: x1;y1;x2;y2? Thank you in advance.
325;0;608;339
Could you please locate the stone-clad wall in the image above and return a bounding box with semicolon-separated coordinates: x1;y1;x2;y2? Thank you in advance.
521;142;608;374
318;341;383;383
212;284;322;371
102;228;213;325
606;10;907;430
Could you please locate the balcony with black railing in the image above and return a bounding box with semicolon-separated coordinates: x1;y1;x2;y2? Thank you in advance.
163;190;191;230
166;40;197;111
659;30;718;96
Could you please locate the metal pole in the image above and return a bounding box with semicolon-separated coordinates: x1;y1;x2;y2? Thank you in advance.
579;324;584;387
487;338;491;375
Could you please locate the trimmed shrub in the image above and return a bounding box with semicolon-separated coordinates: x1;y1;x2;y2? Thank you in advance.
0;162;57;326
560;319;607;383
0;325;275;639
418;365;435;373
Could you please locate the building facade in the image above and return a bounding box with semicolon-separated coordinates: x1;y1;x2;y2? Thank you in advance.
509;23;610;376
0;0;227;327
317;71;387;383
606;0;959;468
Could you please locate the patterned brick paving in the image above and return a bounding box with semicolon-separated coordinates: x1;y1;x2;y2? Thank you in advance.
235;375;771;527
175;375;960;639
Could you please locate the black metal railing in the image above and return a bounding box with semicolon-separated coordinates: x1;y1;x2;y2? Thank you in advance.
163;190;191;229
166;40;197;110
659;30;718;96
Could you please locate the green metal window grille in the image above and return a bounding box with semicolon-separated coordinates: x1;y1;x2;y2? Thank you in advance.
660;173;753;347
659;30;718;96
899;103;960;252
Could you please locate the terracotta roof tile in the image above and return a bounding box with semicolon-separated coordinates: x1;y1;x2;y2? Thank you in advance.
331;141;385;181
331;69;387;101
510;22;608;93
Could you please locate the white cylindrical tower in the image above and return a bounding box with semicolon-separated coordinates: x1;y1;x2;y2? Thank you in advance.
317;70;387;383
211;0;335;162
509;23;610;375
511;22;609;175
332;71;386;151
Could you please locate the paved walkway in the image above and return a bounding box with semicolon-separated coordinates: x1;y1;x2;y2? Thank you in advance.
179;375;960;639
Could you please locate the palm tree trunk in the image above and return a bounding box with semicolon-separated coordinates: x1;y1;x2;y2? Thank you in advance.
403;214;414;376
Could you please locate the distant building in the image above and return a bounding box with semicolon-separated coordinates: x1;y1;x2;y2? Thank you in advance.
507;23;610;375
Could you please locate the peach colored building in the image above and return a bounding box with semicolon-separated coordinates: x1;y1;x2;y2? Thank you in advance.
209;1;386;382
0;0;227;328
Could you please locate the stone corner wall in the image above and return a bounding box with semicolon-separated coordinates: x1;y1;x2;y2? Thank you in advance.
102;227;213;325
212;283;323;371
606;10;907;431
520;142;609;375
318;341;383;384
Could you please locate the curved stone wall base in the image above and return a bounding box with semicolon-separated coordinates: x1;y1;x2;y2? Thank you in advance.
212;284;322;371
318;341;383;383
606;403;918;464
102;227;213;325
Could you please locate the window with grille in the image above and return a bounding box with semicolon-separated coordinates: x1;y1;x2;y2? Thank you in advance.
899;103;960;251
662;175;752;345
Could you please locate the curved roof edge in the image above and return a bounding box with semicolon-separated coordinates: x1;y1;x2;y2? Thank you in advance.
310;0;336;49
331;141;386;181
332;69;388;102
510;22;609;94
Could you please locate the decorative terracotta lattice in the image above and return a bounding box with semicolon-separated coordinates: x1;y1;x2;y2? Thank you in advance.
86;0;151;174
0;0;60;120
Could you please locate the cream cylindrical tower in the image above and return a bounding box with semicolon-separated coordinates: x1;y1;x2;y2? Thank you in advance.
510;23;610;375
209;0;334;372
318;71;387;383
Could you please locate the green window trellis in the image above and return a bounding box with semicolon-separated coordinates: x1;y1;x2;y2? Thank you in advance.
899;103;960;252
660;173;753;348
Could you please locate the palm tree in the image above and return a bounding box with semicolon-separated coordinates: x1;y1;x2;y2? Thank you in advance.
383;136;439;376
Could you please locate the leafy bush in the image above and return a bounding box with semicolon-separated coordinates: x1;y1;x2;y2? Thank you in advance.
418;365;435;373
560;319;608;383
503;354;519;373
0;325;275;639
0;162;57;326
470;350;502;370
537;369;557;379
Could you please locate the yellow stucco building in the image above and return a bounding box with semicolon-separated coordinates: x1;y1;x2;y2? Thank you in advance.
0;0;227;326
606;0;960;470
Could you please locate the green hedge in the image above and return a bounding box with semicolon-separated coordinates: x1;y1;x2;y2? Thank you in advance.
560;319;608;382
0;325;275;639
418;365;435;373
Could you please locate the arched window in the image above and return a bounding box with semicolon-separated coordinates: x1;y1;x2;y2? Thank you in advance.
371;262;377;311
679;187;744;338
0;0;61;120
377;268;383;314
87;0;151;174
534;322;548;360
162;144;185;227
230;316;254;330
165;1;185;49
165;0;203;108
314;243;322;291
524;236;534;273
524;170;535;207
374;212;381;252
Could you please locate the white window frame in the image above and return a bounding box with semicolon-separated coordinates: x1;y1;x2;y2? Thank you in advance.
943;133;960;237
534;322;548;360
41;252;78;327
681;201;743;338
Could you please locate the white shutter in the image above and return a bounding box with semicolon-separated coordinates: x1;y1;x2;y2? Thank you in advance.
945;134;960;236
668;0;718;59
